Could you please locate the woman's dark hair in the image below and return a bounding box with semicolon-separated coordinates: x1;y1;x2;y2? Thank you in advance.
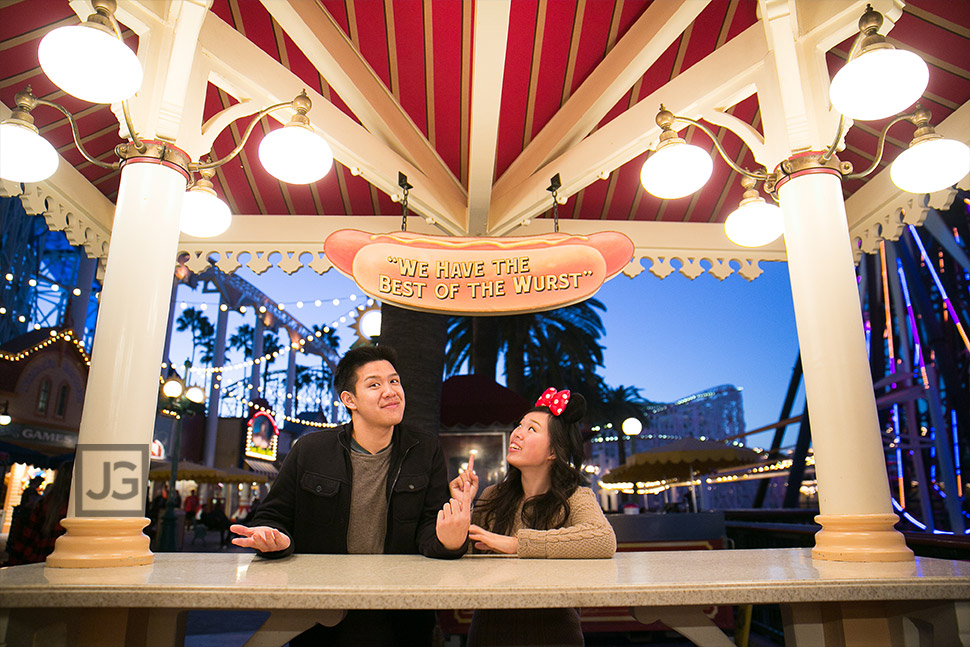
41;460;73;536
478;392;588;535
333;345;399;396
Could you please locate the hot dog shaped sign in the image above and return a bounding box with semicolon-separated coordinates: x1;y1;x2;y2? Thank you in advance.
323;230;635;315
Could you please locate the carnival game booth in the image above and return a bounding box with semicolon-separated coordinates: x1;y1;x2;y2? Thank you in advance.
0;0;968;645
0;329;88;535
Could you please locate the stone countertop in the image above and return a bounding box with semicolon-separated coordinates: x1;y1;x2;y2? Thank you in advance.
1;548;968;610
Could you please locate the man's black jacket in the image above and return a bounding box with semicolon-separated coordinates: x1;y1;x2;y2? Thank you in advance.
248;422;463;559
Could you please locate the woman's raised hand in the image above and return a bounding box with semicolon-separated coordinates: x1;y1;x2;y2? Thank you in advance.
436;478;472;550
448;453;479;502
468;524;518;555
229;524;291;552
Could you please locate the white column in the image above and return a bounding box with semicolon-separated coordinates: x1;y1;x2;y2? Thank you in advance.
284;332;297;420
778;168;911;561
70;254;97;338
49;158;188;568
250;316;264;402
203;298;229;467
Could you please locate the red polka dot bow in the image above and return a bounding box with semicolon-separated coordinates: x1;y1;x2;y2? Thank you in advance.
535;387;570;416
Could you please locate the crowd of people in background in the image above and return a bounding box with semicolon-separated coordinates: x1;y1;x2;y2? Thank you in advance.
2;461;73;566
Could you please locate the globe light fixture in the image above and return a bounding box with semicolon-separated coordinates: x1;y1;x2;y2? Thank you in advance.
162;377;184;399
643;2;963;248
358;308;383;340
621;417;643;437
0;114;58;183
37;0;143;104
258;92;333;185
829;6;928;121
180;169;232;238
889;108;970;194
891;138;970;194
723;177;785;248
184;385;205;404
640;107;712;200
0;401;11;426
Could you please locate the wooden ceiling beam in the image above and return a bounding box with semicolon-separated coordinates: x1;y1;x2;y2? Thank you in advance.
258;0;466;225
198;11;465;234
466;0;511;236
488;23;769;236
491;0;711;203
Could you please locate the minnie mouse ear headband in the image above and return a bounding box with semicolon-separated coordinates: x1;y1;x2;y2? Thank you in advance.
535;387;586;423
535;387;570;415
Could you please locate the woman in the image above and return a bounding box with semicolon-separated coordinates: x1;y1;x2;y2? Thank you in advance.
453;388;616;646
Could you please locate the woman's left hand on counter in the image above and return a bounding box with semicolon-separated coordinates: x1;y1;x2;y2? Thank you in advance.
468;524;518;554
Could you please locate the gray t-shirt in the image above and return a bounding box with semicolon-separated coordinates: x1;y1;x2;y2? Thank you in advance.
346;440;392;554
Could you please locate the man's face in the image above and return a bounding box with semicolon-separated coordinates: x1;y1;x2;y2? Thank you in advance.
340;360;405;428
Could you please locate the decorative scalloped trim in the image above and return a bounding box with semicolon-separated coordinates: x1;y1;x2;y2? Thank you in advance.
4;181;110;278
622;253;772;281
178;246;334;276
848;187;960;262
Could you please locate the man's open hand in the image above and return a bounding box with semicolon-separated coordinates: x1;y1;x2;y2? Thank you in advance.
229;524;291;552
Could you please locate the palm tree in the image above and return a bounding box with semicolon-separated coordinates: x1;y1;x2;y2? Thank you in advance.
594;383;652;466
445;298;607;397
228;324;283;384
176;308;214;366
228;323;255;359
313;324;341;352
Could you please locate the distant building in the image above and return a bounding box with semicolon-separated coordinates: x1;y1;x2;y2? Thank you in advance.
589;385;751;510
0;329;89;534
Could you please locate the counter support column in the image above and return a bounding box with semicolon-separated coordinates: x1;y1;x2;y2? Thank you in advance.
778;165;912;562
48;152;189;568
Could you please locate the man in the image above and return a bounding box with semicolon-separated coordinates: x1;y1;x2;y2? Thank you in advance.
183;489;200;530
230;345;470;646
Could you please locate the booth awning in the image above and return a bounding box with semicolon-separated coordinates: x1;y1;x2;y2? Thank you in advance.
149;460;225;483
245;459;279;478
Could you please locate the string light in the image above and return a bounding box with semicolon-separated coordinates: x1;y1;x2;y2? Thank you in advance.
223;386;339;429
0;329;91;365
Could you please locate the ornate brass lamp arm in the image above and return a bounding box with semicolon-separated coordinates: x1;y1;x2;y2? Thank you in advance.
844;111;918;180
24;92;120;170
190;92;311;172
92;0;146;153
666;112;770;181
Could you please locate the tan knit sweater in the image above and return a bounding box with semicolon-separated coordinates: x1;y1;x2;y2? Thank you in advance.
472;485;616;559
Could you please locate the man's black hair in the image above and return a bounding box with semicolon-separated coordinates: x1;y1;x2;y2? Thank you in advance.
333;345;399;396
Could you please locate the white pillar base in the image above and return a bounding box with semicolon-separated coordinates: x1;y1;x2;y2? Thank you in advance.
46;518;154;568
813;513;913;562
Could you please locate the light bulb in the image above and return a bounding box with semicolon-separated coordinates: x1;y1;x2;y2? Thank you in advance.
0;121;58;183
640;140;713;199
358;310;382;339
185;385;205;404
258;123;333;184
830;48;928;121
724;189;784;248
38;24;143;104
890;137;970;194
622;418;642;436
180;173;232;238
162;379;183;399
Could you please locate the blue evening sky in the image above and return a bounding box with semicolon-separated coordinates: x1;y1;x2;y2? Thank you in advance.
170;259;804;450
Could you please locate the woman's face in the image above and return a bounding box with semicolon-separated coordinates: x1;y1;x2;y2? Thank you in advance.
507;411;555;470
